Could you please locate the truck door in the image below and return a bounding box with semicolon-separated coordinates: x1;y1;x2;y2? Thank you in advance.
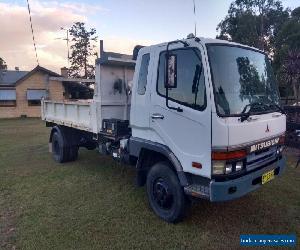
130;49;152;137
150;46;212;177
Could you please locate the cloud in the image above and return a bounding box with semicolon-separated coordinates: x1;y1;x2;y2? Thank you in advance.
0;0;157;73
0;1;104;72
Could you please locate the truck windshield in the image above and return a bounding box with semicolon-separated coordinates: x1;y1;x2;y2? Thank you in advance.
207;44;280;116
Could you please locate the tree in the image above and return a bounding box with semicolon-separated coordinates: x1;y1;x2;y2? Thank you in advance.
282;51;300;100
0;57;7;70
273;7;300;100
217;0;289;53
68;22;98;79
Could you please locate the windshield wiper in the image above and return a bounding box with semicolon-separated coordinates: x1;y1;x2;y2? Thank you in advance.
265;102;286;115
192;64;202;107
240;102;268;122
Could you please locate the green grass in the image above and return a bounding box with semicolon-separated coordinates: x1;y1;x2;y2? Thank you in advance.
0;118;299;250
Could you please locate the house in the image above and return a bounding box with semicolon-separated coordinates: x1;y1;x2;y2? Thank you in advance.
0;65;96;118
0;65;65;118
0;40;135;119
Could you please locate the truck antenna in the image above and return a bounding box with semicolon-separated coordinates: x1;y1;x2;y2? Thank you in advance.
193;0;197;37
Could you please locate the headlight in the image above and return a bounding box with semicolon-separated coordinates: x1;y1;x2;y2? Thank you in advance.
212;150;246;175
212;161;225;174
235;161;243;171
278;146;284;154
225;164;232;174
212;161;244;175
212;161;233;174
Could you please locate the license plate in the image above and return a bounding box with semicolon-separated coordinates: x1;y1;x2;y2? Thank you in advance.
262;169;274;184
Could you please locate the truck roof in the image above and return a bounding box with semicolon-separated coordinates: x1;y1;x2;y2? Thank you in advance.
144;37;263;54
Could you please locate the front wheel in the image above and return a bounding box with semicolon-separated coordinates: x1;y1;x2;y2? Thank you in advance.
146;162;188;223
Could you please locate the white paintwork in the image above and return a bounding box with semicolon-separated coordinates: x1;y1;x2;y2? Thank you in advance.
42;62;134;133
147;40;212;178
42;37;286;179
130;46;153;139
49;77;95;83
226;113;286;146
130;38;285;178
41;100;94;132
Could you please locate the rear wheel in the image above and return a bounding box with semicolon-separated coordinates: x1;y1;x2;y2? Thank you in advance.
68;146;78;161
51;130;78;163
146;162;187;223
52;131;67;163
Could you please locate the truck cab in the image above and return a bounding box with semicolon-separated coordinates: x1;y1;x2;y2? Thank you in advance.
43;37;286;223
129;37;285;220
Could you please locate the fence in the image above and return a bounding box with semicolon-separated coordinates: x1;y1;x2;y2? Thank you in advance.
280;97;298;106
284;105;300;148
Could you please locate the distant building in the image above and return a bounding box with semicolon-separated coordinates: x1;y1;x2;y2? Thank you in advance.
0;65;94;118
0;66;65;118
0;40;136;119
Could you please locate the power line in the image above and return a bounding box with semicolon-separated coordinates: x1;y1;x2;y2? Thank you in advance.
26;0;39;65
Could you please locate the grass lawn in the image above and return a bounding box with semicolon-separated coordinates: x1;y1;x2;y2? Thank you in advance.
0;118;299;249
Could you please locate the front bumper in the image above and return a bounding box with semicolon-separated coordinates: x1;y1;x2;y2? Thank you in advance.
209;157;286;202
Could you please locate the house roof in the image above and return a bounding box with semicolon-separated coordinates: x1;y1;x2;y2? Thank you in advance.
96;51;136;67
15;65;61;85
0;65;61;87
0;70;29;86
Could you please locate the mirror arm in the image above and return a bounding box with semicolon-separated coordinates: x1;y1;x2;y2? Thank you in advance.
165;86;183;112
164;40;188;113
166;40;189;51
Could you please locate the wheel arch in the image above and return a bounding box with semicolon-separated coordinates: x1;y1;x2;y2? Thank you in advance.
129;137;188;187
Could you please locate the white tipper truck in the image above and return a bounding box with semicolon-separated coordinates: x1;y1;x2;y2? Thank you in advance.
42;37;286;222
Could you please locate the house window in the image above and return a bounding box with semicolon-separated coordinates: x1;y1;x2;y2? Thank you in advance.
0;100;16;107
28;100;41;106
0;89;16;107
27;89;47;106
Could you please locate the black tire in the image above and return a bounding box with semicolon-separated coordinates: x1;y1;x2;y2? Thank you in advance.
52;131;68;163
146;162;187;223
51;131;79;163
68;146;78;161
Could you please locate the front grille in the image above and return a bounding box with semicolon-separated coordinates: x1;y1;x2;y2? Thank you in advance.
246;146;277;171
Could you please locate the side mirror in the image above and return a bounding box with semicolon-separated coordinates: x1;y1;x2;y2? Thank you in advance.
165;54;177;88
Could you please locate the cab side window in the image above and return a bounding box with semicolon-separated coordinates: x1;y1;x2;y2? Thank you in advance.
157;48;206;110
137;53;150;95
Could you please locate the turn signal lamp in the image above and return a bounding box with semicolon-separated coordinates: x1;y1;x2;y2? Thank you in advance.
212;149;246;161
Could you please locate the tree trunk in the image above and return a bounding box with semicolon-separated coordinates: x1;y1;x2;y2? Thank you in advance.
84;54;87;78
296;82;300;103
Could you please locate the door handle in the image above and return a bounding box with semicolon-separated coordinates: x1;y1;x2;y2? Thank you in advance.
151;113;164;119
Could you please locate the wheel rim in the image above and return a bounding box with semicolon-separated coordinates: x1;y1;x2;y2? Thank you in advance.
153;178;173;210
53;139;60;156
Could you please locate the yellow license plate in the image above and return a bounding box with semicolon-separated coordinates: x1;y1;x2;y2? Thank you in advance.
262;169;275;184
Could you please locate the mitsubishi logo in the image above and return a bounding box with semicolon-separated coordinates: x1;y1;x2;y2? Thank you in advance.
265;124;270;133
